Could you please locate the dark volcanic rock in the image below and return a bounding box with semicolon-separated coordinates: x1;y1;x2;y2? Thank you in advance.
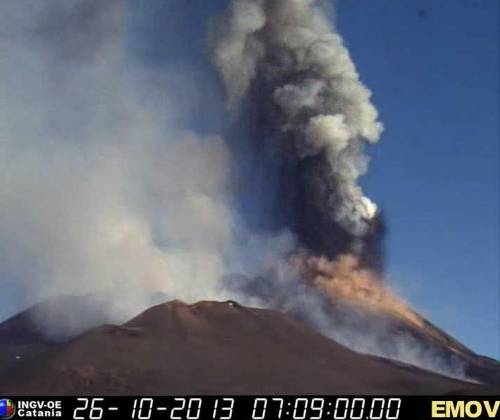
0;300;489;395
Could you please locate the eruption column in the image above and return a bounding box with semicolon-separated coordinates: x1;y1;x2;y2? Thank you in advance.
211;0;385;268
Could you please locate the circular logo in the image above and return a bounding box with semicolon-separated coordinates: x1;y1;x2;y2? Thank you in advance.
0;399;15;419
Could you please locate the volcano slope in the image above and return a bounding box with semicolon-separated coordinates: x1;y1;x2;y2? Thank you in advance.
0;299;497;395
306;298;500;387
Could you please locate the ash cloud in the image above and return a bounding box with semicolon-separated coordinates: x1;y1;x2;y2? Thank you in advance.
210;0;385;267
209;0;470;380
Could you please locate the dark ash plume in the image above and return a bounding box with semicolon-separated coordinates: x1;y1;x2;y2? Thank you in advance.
210;0;385;267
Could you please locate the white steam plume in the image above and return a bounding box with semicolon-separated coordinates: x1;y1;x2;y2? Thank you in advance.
0;0;282;333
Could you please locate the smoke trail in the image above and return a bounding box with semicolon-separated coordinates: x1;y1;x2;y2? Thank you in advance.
210;0;385;267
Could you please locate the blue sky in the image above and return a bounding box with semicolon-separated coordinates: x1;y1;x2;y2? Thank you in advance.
333;0;499;358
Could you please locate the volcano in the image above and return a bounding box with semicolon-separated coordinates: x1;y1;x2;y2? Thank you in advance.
0;297;498;396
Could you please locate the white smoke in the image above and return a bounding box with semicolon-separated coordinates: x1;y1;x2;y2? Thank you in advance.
211;0;383;238
0;0;272;329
